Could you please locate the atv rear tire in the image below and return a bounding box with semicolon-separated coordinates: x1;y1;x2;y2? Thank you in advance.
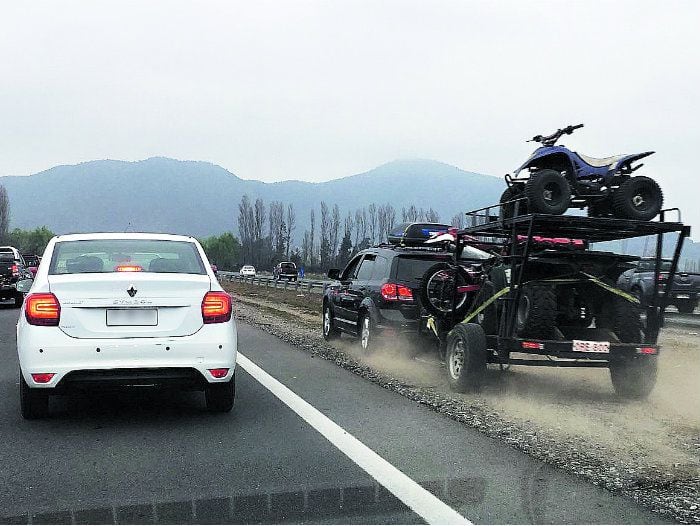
445;323;487;393
516;283;557;339
525;170;571;215
612;176;663;221
500;186;528;219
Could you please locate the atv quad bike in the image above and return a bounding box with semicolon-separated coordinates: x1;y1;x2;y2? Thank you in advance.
501;124;664;221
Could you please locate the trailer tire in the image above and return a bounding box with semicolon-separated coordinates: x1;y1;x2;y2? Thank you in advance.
445;323;487;393
613;299;643;343
516;283;557;339
610;355;657;399
674;299;696;314
612;176;663;221
525;170;571;215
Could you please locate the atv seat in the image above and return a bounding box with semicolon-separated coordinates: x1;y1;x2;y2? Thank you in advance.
576;152;627;168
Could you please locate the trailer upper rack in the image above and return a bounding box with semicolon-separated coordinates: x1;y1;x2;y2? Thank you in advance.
459;212;689;243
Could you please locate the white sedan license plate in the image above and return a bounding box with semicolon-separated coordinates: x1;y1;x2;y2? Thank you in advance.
572;340;610;353
106;308;158;326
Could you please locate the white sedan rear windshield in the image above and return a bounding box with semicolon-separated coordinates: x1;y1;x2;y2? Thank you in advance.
49;239;206;275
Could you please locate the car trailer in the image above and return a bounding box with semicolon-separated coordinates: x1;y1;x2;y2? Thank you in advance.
441;201;690;398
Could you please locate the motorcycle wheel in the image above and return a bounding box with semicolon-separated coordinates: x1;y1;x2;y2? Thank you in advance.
525;169;571;215
612;176;663;221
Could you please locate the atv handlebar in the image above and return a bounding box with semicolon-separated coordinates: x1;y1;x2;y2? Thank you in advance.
529;123;584;146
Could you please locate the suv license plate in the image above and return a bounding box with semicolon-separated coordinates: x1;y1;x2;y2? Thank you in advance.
573;340;610;353
107;308;158;326
675;294;690;299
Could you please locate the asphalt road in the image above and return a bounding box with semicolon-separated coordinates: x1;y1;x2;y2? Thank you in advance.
0;305;667;524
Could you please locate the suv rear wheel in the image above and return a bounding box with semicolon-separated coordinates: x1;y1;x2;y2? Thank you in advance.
358;312;375;354
322;303;341;341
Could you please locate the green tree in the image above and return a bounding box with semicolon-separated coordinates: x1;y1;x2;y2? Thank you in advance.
199;232;242;271
7;226;55;255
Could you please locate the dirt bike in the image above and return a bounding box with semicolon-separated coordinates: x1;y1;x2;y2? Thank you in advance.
501;124;663;221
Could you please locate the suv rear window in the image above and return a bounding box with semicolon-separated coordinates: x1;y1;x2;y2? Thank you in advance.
280;263;296;270
395;256;450;284
49;239;206;275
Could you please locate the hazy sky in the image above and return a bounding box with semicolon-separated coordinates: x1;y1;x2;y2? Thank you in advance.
1;1;699;230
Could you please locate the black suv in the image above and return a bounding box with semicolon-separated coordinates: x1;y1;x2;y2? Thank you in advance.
322;223;490;353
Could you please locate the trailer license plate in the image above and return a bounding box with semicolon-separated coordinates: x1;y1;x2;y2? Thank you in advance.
573;340;610;353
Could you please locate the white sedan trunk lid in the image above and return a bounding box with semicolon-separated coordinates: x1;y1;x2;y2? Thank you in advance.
49;273;211;338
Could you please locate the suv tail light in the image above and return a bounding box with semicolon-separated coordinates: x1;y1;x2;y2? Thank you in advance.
380;283;414;302
11;264;19;276
202;291;232;324
25;293;61;326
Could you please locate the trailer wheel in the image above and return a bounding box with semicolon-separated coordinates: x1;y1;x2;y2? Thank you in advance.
500;186;528;219
674;299;696;314
612;176;663;221
525;170;571;215
610;355;657;399
613;299;643;343
516;284;557;339
445;323;487;393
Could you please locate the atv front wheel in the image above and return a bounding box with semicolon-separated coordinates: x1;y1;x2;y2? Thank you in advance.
612;176;663;221
525;169;571;215
500;186;528;219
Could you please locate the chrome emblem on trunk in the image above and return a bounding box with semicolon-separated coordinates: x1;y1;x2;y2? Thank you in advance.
127;286;137;297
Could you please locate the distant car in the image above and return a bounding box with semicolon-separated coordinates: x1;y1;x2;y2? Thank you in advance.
617;257;700;313
16;232;237;419
1;247;32;307
210;263;218;276
240;265;256;277
273;261;297;281
23;254;41;277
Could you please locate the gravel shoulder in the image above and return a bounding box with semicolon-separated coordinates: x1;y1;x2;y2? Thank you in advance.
226;282;700;524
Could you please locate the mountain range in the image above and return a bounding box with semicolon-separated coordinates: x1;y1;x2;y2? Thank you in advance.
1;156;698;265
0;157;503;240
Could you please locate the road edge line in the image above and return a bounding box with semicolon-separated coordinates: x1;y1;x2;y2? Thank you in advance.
237;353;471;525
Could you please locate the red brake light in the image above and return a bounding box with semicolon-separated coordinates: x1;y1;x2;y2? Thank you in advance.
11;264;19;276
656;273;667;283
522;341;543;350
381;283;413;302
31;373;56;384
208;368;229;379
115;264;143;272
202;291;232;323
637;347;657;355
380;283;397;300
25;293;61;326
397;285;413;301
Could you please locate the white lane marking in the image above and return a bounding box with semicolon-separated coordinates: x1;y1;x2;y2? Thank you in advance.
237;353;471;525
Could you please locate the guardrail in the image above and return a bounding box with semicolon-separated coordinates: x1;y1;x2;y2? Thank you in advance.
218;271;329;295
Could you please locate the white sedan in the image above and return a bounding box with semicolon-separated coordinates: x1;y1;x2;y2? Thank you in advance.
239;265;256;277
16;233;237;419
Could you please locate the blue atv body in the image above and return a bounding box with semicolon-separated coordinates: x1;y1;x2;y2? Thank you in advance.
503;124;663;220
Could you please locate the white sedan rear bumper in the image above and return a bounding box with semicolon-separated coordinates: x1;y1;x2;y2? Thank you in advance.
17;319;237;389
